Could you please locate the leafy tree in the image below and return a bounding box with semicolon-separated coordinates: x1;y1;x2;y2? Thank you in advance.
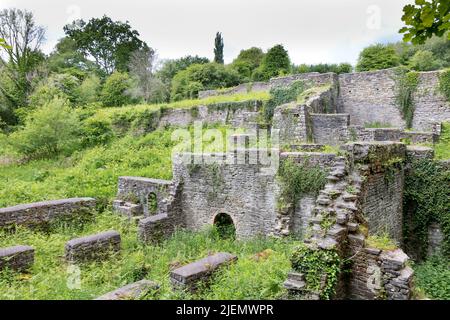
409;49;443;71
254;44;291;80
214;32;224;64
231;47;265;81
64;15;148;74
127;48;168;103
294;63;353;74
47;37;100;79
0;9;45;122
171;63;240;101
157;55;209;90
356;44;400;72
101;71;132;107
9;97;81;159
76;74;102;105
400;0;450;44
28;73;81;108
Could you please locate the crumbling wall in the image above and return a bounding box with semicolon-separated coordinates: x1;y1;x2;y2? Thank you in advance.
198;82;269;99
311;114;350;146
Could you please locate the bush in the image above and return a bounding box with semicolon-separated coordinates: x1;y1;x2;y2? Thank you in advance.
81;118;114;147
409;50;443;71
101;72;132;107
254;44;291;80
10;97;81;159
356;44;400;72
263;80;306;123
29;73;81;107
170;63;240;101
414;254;450;299
77;74;102;105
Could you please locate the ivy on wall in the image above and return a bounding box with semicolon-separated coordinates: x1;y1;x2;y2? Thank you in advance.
393;68;419;129
438;69;450;102
290;245;341;299
404;159;450;259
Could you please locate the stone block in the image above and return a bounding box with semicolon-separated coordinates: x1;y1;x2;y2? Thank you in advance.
95;280;159;300
65;230;121;263
0;245;34;272
170;252;237;291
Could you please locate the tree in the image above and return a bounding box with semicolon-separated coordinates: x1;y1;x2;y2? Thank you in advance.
64;15;148;74
0;9;45;117
255;44;291;80
214;32;224;64
157;55;209;88
356;44;400;72
100;71;132;107
171;63;240;101
29;73;81;108
127;48;168;103
409;49;443;71
231;47;265;81
400;0;450;44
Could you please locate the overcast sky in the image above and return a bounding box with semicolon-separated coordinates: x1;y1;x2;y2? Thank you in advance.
1;0;413;65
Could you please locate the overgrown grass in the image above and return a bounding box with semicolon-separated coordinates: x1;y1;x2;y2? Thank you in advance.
435;122;450;160
0;212;299;300
414;255;450;300
366;233;397;251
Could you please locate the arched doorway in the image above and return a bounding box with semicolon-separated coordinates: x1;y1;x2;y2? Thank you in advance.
213;213;236;239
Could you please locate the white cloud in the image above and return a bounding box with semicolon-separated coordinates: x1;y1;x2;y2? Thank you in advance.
1;0;413;65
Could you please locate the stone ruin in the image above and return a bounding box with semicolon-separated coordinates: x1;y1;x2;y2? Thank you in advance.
1;69;449;300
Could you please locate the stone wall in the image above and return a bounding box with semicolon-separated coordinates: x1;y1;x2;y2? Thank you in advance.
0;198;96;228
158;100;263;129
65;230;121;263
272;104;310;144
339;69;450;131
270;72;338;89
311;114;350;146
198;82;269;99
95;280;159;300
0;245;34;272
427;222;444;256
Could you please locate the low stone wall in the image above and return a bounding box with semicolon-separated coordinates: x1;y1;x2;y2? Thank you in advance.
170;252;237;291
198;82;269;99
270;72;337;89
138;214;175;244
0;198;96;228
65;230;121;263
0;245;34;272
311;114;350;145
95;280;159;300
280;152;337;169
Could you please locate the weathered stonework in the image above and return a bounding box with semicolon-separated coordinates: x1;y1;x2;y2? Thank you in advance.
427;222;444;257
65;230;121;263
170;252;237;291
95;280;159;300
0;198;96;228
198;82;269;99
0;245;34;272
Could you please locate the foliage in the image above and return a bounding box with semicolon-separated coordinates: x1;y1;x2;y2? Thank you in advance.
254;44;291;81
294;63;353;74
64;15;148;74
414;254;450;299
29;73;81;107
230;47;265;81
214;32;224;64
277;158;327;209
263;80;306;123
101;72;132;107
290;246;341;299
400;0;450;44
438;69;450;102
356;44;400;72
403;158;450;259
409;49;443;71
80;118;114;148
77;74;102;105
9;98;81;159
393;68;419;129
366;233;397;251
156;55;209;89
0;8;46;121
364;122;393;128
170;63;240;101
435;122;450;160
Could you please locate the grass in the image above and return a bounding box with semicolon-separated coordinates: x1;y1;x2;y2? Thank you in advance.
435;122;450;160
0;212;299;300
296;84;331;105
365;233;397;251
364;122;393;129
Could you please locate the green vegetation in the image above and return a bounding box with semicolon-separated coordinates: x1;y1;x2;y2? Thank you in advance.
293;63;352;74
0;215;299;300
435;122;450;160
414;254;450;300
214;32;224;64
277;158;327;209
253;44;291;81
296;84;332;105
364;122;393;128
230;47;265;82
290;246;341;299
403;158;450;259
393;68;419;129
438;69;450;102
366;233;398;251
356;44;400;72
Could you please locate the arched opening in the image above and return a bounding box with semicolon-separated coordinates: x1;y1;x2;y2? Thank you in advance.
147;193;158;215
213;213;236;239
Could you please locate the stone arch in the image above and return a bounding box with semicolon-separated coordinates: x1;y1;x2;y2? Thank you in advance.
213;212;236;239
147;192;158;216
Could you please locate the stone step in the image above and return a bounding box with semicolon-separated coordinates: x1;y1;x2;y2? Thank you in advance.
342;193;358;202
347;222;359;232
283;279;306;291
336;213;348;225
287;272;305;282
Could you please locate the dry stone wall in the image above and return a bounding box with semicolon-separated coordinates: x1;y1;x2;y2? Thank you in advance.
65;230;121;263
0;245;34;272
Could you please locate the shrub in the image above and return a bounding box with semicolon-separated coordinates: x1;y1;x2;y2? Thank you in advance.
77;74;102;105
409;50;442;71
356;44;400;72
254;44;291;80
414;254;450;299
10;97;81;159
81;118;114;147
170;63;240;101
263;80;306;123
29;73;81;107
101;71;132;107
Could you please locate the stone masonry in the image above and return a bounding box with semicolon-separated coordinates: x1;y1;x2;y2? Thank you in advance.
65;230;121;264
0;245;34;272
95;280;160;300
